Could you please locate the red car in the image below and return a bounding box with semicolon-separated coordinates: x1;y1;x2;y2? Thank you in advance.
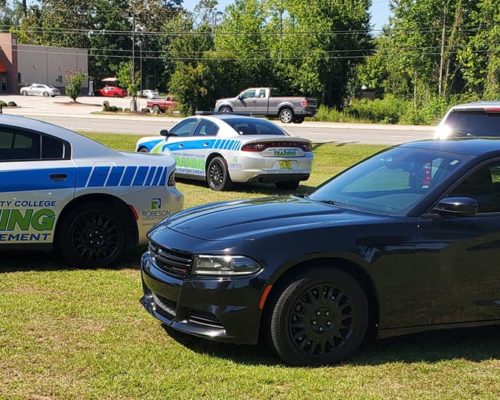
96;85;128;98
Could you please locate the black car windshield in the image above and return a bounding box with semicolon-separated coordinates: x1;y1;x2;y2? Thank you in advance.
224;118;286;136
309;147;469;215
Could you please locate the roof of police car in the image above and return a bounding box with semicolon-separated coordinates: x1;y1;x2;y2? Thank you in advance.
0;114;115;157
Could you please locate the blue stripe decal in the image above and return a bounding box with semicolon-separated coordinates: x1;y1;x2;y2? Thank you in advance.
76;167;92;188
132;166;149;186
144;167;156;186
87;166;111;187
0;168;76;193
216;140;223;149
231;140;238;150
121;166;137;186
152;167;163;186
159;168;168;186
106;166;125;187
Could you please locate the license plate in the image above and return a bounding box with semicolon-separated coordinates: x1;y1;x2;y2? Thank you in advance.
279;160;292;169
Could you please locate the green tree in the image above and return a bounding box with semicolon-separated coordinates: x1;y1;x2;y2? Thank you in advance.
117;60;141;100
65;70;86;102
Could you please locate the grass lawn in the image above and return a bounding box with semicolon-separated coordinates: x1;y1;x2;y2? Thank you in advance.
0;133;499;399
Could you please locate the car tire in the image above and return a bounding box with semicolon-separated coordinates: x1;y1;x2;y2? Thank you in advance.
266;266;369;366
218;106;232;113
21;91;27;96
56;201;127;267
43;91;49;97
275;180;300;190
207;156;232;191
293;116;305;124
152;105;161;114
279;108;294;124
138;146;149;153
114;94;120;98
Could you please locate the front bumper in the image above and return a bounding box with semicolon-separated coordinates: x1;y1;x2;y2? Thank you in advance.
140;251;265;344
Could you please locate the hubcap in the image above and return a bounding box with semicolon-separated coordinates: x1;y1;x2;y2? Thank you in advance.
209;162;224;188
71;212;120;262
288;284;353;356
281;110;292;123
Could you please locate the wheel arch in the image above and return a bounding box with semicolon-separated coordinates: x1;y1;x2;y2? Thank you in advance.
278;104;294;114
54;193;139;248
205;152;225;174
217;104;233;112
260;256;380;343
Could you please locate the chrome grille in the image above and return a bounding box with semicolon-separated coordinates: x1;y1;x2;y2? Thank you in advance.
148;241;193;277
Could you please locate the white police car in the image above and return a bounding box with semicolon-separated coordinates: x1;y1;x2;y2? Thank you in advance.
0;115;183;266
136;114;313;191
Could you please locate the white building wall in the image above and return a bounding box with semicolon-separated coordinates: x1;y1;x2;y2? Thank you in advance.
17;45;88;90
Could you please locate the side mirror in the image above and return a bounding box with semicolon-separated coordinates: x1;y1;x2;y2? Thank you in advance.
238;94;244;100
160;129;169;137
434;197;478;217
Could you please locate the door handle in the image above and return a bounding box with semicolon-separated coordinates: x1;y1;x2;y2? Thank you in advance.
49;173;68;182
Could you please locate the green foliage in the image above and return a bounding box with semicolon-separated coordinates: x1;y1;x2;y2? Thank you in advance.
117;61;141;99
347;95;410;124
102;100;110;111
65;71;86;102
7;101;17;107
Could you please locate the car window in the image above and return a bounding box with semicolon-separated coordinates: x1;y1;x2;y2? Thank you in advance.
240;90;257;100
258;89;266;98
449;162;500;213
42;135;67;159
443;110;500;137
0;130;40;161
170;118;198;137
223;118;286;136
194;120;219;136
309;147;468;215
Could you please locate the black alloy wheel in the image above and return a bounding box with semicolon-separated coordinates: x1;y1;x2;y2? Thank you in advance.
275;180;300;190
279;108;294;123
57;202;126;267
267;267;369;366
207;156;232;191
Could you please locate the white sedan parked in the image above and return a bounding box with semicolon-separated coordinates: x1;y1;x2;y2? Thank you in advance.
136;114;313;191
20;83;60;97
0;115;183;266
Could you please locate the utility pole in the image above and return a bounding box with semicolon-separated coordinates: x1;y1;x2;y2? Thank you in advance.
131;13;137;111
438;2;448;97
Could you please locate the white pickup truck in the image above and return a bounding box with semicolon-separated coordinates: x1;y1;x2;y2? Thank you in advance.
214;87;317;124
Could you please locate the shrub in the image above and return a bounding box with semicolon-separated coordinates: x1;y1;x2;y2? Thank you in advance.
347;95;410;124
65;71;86;102
124;108;130;112
141;107;150;113
0;100;7;107
102;101;110;111
314;105;358;123
7;101;17;107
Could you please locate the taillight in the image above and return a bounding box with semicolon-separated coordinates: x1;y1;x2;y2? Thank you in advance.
241;141;312;152
484;107;500;113
167;171;176;186
300;99;308;107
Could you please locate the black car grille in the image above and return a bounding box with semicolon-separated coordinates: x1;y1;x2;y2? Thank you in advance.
149;241;193;278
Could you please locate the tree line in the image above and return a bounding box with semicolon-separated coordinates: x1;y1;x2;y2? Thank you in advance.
0;0;497;119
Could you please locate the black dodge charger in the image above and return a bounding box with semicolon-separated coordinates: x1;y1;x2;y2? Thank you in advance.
141;139;500;365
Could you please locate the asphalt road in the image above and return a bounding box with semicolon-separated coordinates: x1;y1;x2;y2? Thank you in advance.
2;95;436;145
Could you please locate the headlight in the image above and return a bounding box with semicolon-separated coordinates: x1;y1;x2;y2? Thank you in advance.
192;255;262;276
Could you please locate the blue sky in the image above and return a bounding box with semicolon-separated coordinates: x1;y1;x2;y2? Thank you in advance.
182;0;391;30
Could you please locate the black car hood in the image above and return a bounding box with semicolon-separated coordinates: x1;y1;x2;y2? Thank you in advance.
158;196;384;241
